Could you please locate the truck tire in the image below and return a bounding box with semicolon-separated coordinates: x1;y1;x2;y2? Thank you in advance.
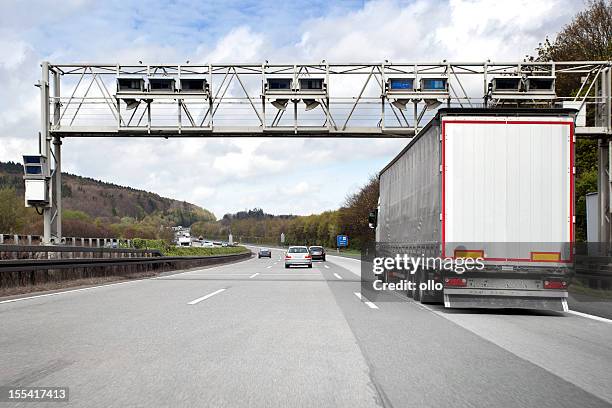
412;271;421;301
409;276;416;299
418;270;435;304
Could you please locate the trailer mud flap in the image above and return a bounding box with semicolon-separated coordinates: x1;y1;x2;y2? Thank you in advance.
443;294;569;312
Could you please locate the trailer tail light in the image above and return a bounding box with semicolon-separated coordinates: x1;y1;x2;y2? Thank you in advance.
305;254;311;259
445;277;467;287
544;280;567;289
454;249;484;259
285;255;292;259
531;252;561;262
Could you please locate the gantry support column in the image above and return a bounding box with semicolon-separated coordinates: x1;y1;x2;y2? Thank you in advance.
597;67;612;248
40;62;52;244
598;139;610;244
40;63;62;245
51;68;62;242
52;136;62;241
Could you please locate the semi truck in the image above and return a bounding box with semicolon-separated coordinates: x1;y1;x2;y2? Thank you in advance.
372;108;575;311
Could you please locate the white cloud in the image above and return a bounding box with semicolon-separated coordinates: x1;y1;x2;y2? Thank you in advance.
198;26;265;63
0;0;584;217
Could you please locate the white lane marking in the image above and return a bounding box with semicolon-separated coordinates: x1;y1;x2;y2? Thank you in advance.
353;292;378;309
562;298;569;312
249;273;259;279
261;273;321;275
188;288;226;305
567;310;612;324
333;273;343;280
170;274;250;277
0;280;142;305
324;265;330;269
266;265;273;269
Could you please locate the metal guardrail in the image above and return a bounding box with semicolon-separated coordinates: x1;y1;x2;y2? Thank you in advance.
0;251;252;291
0;234;133;248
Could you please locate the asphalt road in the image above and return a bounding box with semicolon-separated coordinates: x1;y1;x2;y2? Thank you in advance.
1;248;612;408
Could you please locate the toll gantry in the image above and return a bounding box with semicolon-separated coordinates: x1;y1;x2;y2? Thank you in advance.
24;61;612;244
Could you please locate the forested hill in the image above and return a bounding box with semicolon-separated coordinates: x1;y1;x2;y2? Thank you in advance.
0;161;215;226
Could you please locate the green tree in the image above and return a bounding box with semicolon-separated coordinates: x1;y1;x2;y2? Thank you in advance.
0;187;28;233
534;0;612;241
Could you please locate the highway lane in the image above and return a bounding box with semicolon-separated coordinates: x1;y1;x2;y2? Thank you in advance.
1;248;611;407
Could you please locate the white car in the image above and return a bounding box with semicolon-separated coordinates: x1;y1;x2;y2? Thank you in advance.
284;246;312;268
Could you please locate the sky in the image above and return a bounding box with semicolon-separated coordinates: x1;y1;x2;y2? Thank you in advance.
0;0;585;219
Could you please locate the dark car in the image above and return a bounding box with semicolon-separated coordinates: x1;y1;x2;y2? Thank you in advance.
308;246;326;261
258;248;272;258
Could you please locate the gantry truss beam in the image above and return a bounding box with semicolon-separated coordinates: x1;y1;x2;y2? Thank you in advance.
44;61;612;139
34;61;612;245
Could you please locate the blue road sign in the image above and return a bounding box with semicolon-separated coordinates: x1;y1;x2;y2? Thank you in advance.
336;235;348;247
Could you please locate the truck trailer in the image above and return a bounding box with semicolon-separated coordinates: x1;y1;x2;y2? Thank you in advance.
374;108;575;311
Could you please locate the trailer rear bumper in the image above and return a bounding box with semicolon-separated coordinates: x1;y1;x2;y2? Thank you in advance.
443;288;568;311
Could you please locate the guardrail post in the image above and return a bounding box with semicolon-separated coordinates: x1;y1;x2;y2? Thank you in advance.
0;234;3;244
14;235;18;245
72;237;76;246
81;238;85;247
27;235;32;245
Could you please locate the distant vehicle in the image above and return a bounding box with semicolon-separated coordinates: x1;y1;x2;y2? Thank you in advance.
177;236;191;247
202;241;214;248
258;248;272;258
285;246;312;268
222;242;229;247
105;240;119;249
308;246;326;261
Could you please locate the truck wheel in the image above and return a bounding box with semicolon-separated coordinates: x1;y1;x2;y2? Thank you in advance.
419;271;434;304
412;272;421;301
408;277;416;299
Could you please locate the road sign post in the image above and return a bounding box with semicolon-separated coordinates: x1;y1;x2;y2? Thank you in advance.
336;235;348;252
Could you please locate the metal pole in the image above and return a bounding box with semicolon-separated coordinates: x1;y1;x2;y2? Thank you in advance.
40;62;52;245
598;139;610;243
52;69;62;242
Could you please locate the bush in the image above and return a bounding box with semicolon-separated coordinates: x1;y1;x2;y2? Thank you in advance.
131;238;248;256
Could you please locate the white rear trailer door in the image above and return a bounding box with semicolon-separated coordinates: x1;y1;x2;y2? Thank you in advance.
442;116;573;262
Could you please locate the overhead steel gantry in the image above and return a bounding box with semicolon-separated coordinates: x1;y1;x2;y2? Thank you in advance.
32;61;611;244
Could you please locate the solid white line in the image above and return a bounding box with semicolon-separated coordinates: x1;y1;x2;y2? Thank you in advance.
169;273;250;277
249;273;259;279
188;288;226;305
0;280;143;305
567;310;612;324
333;273;343;280
266;265;273;269
353;292;379;309
324;265;330;269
